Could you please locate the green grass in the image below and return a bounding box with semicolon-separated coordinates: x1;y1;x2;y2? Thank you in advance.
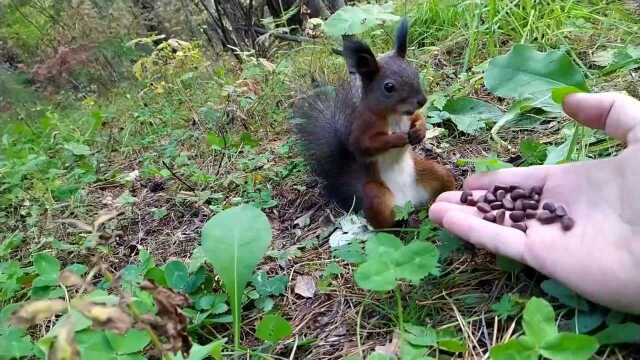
1;0;640;358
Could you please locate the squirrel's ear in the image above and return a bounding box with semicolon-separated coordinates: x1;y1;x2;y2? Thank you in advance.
343;39;379;83
395;18;409;58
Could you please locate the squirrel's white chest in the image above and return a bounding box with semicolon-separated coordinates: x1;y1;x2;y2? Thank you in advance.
376;114;429;207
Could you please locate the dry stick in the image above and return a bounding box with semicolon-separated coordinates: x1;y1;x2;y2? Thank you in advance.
161;160;196;192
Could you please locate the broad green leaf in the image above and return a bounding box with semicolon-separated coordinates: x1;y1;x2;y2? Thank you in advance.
490;99;534;146
255;296;275;312
441;97;503;134
438;338;466;353
48;310;92;337
355;234;439;291
64;142;92;155
519;138;547;166
490;338;537;360
0;328;36;359
399;339;428;360
365;234;403;260
34;253;60;275
333;241;366;264
496;255;524;273
367;353;394;360
571;310;605;334
485;45;589;112
164;261;189;292
403;324;437;347
606;311;625;325
251;271;288;297
394;241;440;282
437;230;463;260
354;258;396;291
105;329;150;354
523;297;558;346
551;86;585;104
187;339;225;360
75;330;114;360
541;279;589;311
599;46;640;75
255;314;293;342
184;266;207;294
66;264;88;276
544;138;572;165
595;323;640;345
457;155;513;173
144;267;168;287
323;4;399;38
540;333;599;360
201;205;272;349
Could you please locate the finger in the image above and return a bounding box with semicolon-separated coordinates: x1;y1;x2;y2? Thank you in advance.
439;211;527;263
464;166;550;190
429;201;483;226
434;190;487;204
563;92;640;145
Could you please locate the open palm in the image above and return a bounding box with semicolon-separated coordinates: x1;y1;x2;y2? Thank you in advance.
430;93;640;314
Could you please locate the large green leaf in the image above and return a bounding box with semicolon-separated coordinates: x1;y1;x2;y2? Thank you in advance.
255;314;292;343
201;205;272;349
441;97;503;134
0;328;36;359
539;333;599;360
105;329;150;354
490;338;537;360
522;297;558;346
595;323;640;345
323;3;399;38
485;45;589;111
354;234;439;291
164;260;189;292
540;279;589;311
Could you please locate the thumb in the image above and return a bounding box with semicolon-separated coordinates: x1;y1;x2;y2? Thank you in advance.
563;92;640;145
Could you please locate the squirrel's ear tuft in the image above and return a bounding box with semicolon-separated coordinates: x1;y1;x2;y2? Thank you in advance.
343;39;379;83
395;18;409;58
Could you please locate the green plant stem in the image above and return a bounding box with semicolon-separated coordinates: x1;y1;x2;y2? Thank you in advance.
395;287;404;332
565;123;583;162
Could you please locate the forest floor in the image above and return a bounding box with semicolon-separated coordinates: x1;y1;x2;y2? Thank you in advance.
2;1;640;359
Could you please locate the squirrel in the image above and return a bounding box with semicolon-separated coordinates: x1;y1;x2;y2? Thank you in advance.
293;19;455;229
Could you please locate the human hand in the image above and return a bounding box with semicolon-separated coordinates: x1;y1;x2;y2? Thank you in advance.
429;92;640;314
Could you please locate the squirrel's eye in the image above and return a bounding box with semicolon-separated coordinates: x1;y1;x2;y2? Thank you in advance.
383;82;395;93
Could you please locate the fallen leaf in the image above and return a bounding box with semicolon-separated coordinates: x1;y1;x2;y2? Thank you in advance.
12;300;68;327
294;276;316;298
73;301;132;334
139;281;191;354
293;209;314;228
93;209;123;231
49;318;80;360
59;270;83;288
57;219;93;233
375;333;400;357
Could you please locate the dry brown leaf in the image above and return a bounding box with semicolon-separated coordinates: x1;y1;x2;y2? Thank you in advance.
12;300;68;327
92;209;123;231
139;281;191;354
374;332;400;357
294;275;316;298
59;270;83;288
73;301;132;334
49;319;80;360
57;219;93;233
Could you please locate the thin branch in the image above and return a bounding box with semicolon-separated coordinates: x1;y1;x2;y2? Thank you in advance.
161;161;197;192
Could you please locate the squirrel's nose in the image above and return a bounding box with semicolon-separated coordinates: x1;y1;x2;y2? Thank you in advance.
416;95;427;108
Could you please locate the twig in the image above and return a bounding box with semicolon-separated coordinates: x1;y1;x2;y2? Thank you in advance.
247;26;313;42
161;160;197;192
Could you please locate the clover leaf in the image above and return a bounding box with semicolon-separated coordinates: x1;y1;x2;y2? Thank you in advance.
354;234;439;291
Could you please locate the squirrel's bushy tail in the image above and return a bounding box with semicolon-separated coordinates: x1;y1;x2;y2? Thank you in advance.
292;84;365;210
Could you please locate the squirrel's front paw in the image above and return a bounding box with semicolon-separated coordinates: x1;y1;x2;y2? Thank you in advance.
408;126;426;145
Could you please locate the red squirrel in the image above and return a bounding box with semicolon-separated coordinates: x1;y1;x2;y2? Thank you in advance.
294;19;455;229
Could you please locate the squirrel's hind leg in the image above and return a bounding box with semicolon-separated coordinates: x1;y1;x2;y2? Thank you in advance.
363;180;396;229
413;155;456;200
